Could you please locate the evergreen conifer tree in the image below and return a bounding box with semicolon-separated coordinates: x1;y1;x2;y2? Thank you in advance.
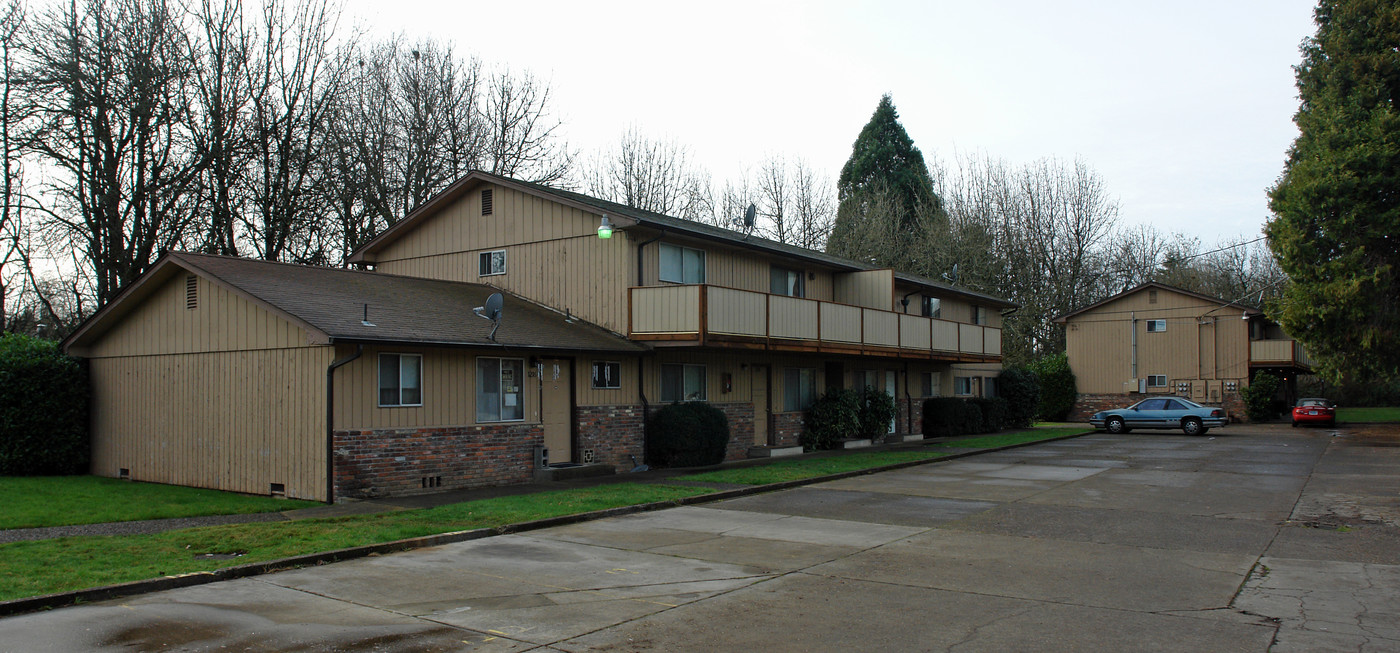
1266;0;1400;384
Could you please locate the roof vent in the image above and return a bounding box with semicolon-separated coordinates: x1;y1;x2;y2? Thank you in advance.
185;275;198;309
481;188;493;216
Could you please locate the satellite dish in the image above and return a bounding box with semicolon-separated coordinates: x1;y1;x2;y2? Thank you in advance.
743;203;756;229
473;292;504;341
943;263;960;285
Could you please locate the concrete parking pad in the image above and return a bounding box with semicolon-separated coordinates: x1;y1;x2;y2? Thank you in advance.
0;424;1395;651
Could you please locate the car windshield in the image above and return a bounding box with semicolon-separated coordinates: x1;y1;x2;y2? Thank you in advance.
1298;399;1328;407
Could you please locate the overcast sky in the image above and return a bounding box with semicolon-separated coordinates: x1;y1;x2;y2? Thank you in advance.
343;0;1318;247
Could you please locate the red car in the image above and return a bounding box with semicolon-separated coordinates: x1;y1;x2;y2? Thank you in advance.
1292;398;1336;427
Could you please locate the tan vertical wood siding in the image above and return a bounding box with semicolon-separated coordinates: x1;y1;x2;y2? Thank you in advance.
1064;289;1251;394
85;271;330;500
834;270;894;309
373;185;636;334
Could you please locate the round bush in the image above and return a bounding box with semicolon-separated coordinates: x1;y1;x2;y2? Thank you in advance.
0;334;89;475
803;388;860;450
1030;353;1077;421
1241;372;1282;422
645;402;730;468
858;388;897;440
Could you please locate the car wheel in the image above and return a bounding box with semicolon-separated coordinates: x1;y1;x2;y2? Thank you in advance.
1182;417;1203;436
1106;416;1127;434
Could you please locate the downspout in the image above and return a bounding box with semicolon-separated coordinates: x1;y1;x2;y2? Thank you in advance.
326;344;363;504
1130;312;1138;381
903;360;913;435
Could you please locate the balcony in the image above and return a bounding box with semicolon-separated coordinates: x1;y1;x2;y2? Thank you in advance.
1250;339;1313;370
629;285;1001;361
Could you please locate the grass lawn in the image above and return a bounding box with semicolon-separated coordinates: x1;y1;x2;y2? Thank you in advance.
0;483;712;602
934;427;1087;450
0;476;322;530
1337;407;1400;423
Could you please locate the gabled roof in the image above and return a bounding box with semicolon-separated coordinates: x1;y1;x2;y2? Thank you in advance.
348;171;1016;309
64;252;648;355
1050;281;1264;324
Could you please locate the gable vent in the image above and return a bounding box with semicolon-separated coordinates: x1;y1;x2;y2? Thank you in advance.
185;275;198;309
481;188;494;216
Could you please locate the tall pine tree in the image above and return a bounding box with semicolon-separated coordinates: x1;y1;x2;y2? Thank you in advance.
827;95;942;269
1266;0;1400;385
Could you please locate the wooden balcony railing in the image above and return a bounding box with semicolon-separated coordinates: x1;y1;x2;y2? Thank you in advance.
1250;339;1314;370
629;284;1001;361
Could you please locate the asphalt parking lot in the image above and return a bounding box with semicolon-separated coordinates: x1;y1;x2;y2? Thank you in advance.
2;423;1397;652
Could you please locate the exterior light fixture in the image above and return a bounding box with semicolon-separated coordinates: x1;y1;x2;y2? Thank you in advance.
597;215;614;239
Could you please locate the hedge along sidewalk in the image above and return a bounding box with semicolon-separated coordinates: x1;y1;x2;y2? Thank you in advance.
0;426;1095;616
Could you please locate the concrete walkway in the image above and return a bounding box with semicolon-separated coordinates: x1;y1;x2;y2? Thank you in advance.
2;423;1396;651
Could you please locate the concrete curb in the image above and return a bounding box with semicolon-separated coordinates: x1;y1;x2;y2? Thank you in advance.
0;429;1096;616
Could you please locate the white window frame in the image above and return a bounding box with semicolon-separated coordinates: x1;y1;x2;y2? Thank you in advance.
660;363;706;402
954;376;974;397
659;243;705;284
1146;319;1167;333
1147;374;1168;388
770;266;805;297
476;357;525;423
592;361;622;389
479;250;507;277
378;353;423;407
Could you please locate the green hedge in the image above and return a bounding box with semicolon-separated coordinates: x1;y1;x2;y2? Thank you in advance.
923;396;1011;437
858;387;897;441
1241;372;1281;422
646;402;730;468
1030;353;1077;421
996;367;1040;428
0;334;89;475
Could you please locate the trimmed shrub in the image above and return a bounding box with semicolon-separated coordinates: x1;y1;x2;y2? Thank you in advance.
923;397;969;437
645;402;730;468
963;401;984;434
857;387;897;441
1030;353;1077;421
0;334;89;475
1241;372;1282;422
969;397;1009;433
804;388;860;450
996;367;1040;428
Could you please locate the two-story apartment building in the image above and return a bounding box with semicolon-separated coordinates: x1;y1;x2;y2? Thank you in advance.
1052;282;1312;420
63;171;1014;502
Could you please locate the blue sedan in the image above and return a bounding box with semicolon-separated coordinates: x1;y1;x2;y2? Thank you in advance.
1090;397;1229;436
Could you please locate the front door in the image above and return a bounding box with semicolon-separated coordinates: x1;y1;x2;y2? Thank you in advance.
752;366;770;446
541;358;572;464
885;371;898;434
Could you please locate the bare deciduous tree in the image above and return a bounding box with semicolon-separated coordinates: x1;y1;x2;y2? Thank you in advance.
481;68;570;184
580;126;711;221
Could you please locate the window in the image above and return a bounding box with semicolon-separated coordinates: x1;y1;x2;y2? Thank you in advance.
479;250;506;276
1147;374;1167;387
592;361;622;389
1164;399;1187;410
921;372;942;397
954;376;975;396
477;357;524;422
378;354;422;407
922;296;941;318
481;188;493;215
783;368;817;412
1146;319;1166;333
770;266;805;297
659;243;705;283
1138;398;1168;410
972;306;987;325
984;376;998;398
661;363;706;402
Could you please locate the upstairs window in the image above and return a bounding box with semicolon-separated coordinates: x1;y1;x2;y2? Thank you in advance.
1146;319;1167;333
972;306;987;325
770;266;805;297
479;250;507;276
378;353;422;407
659;244;705;283
922;297;941;318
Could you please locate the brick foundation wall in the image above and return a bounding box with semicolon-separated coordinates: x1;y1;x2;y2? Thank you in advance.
576;405;644;469
334;423;540;500
1067;392;1248;423
711;402;755;461
773;411;805;447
